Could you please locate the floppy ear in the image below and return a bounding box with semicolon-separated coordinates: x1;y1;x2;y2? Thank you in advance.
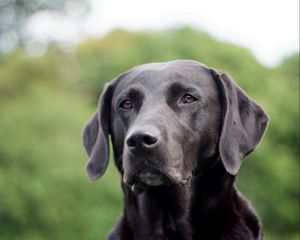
210;69;269;175
83;83;114;181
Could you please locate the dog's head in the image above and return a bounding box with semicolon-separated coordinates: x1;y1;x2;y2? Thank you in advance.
83;60;269;189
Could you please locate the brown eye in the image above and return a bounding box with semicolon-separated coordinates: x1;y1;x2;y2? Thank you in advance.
119;99;133;109
181;94;197;104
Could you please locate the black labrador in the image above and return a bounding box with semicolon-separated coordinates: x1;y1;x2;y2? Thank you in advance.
83;60;269;240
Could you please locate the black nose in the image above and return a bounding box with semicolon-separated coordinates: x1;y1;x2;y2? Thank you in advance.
126;126;160;150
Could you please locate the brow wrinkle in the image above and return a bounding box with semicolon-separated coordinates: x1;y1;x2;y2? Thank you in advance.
116;84;145;102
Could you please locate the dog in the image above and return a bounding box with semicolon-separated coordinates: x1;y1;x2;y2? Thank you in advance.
83;60;269;240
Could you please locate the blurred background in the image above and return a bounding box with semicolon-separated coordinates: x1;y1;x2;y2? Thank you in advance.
0;0;299;239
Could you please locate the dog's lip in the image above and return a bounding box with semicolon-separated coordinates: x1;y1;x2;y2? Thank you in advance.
164;171;191;186
138;168;169;186
123;167;191;187
123;168;170;187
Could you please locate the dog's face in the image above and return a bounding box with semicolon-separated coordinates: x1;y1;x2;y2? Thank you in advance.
111;61;221;187
83;60;269;189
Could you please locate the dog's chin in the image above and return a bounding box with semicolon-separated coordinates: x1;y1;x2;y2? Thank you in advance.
138;168;171;187
123;168;170;188
123;167;191;193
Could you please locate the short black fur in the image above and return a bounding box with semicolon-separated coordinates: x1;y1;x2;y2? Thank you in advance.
83;60;269;240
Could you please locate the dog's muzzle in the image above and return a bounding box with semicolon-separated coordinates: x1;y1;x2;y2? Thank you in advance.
138;168;169;186
123;167;191;194
123;168;170;188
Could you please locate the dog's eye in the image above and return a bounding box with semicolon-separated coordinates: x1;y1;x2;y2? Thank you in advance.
181;94;197;104
119;99;133;110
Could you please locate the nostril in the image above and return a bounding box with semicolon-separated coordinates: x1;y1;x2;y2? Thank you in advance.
127;138;136;148
142;135;158;146
127;126;160;150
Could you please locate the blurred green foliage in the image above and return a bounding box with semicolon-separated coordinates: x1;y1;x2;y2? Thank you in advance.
0;27;299;240
0;0;89;52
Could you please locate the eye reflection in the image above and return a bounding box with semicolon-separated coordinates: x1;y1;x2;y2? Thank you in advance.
181;94;197;104
119;99;133;110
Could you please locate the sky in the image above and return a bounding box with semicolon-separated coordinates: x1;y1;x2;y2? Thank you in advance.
27;0;299;67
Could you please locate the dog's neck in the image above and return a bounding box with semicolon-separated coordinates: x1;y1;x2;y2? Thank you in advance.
121;160;236;240
191;161;236;232
122;184;192;240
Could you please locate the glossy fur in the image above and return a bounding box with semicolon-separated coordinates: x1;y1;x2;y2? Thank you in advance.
83;60;269;240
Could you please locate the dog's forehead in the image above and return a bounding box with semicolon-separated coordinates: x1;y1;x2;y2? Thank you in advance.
114;60;214;94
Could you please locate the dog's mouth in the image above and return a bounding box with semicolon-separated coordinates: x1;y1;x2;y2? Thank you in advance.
137;168;170;187
123;167;191;192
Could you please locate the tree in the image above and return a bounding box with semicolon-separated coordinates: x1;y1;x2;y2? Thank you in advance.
0;0;89;53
